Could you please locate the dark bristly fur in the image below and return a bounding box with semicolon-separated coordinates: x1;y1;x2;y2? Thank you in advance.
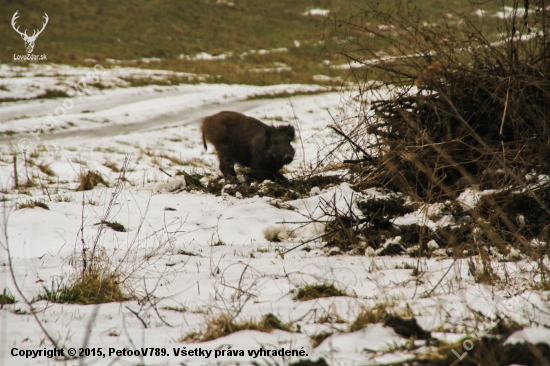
201;111;295;182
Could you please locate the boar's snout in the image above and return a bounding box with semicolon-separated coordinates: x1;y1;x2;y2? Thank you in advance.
276;144;294;165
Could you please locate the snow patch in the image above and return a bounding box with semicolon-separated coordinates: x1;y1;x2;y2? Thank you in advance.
154;176;186;193
505;325;550;345
303;9;330;16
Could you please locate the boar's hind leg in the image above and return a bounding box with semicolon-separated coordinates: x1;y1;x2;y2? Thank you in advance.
216;146;237;179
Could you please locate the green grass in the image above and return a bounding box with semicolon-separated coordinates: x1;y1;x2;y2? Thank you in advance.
0;0;514;85
0;289;16;306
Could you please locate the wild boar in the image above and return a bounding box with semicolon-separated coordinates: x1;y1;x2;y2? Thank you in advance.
201;111;295;182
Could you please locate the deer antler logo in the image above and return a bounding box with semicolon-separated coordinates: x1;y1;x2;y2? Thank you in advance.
11;11;49;54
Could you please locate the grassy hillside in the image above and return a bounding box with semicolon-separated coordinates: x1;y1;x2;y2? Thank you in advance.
1;0;513;85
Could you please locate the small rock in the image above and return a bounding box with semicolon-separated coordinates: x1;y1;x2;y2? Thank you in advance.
507;247;521;261
357;240;367;248
530;238;547;248
460;215;472;223
263;225;284;242
376;236;404;256
310;186;321;196
516;214;526;228
384;316;431;340
427;239;439;250
432;249;448;258
154;176;186;193
328;247;341;256
365;247;375;257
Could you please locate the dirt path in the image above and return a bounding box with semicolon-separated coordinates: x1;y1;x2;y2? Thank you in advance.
0;87;198;124
0;96;267;145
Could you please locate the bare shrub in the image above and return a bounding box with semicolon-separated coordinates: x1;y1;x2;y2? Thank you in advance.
328;1;550;202
324;0;550;275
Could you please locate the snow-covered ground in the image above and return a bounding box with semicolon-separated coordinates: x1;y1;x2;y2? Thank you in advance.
0;64;549;366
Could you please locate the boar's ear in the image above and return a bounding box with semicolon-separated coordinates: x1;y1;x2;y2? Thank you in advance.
276;125;295;140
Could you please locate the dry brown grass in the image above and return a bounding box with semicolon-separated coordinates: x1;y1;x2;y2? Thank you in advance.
37;163;55;177
103;161;120;172
348;303;391;332
310;331;333;348
35;267;129;305
16;199;50;210
76;170;109;191
293;283;350;301
182;313;291;342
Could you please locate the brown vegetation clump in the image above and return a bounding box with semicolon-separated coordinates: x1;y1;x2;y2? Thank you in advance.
16;199;50;210
0;289;16;306
76;170;109;191
36;267;129;305
201;111;295;182
348;304;390;332
176;170;343;201
293;283;349;301
94;220;126;232
183;313;291;342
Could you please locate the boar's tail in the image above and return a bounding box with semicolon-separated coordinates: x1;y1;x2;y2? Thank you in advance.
202;132;207;151
200;120;208;151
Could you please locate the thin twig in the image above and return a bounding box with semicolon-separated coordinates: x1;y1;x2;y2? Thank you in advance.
91;154;131;261
125;306;148;328
159;167;172;177
421;259;458;298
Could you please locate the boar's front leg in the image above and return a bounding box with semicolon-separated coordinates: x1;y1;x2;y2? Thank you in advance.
248;153;288;183
247;169;288;183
